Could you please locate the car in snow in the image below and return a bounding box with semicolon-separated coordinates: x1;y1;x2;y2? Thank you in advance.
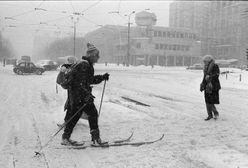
13;62;45;75
36;60;58;71
186;63;203;70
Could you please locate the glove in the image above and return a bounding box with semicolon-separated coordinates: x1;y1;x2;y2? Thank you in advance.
84;94;95;104
200;83;205;92
102;73;109;81
205;75;210;82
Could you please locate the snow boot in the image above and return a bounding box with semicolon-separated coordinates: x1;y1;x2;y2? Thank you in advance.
213;113;219;120
204;116;213;121
90;129;108;145
61;138;84;146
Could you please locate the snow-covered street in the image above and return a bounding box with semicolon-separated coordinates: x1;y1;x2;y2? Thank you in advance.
0;64;248;168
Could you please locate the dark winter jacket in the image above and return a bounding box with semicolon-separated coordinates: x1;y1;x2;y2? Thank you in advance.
67;57;105;108
200;60;221;104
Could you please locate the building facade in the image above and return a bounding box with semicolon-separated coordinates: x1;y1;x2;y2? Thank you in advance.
169;0;248;65
84;11;201;66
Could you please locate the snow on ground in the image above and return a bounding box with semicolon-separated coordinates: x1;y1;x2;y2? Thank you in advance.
0;63;248;168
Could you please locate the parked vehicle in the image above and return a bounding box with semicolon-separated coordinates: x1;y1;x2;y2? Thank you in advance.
21;55;31;62
13;62;45;75
186;63;203;70
36;60;58;71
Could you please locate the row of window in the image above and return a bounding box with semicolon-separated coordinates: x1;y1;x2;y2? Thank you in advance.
153;31;197;39
155;43;190;51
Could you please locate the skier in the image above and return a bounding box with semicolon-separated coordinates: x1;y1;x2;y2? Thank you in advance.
200;55;221;121
61;43;109;145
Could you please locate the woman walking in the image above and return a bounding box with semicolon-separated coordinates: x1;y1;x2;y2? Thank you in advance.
200;55;221;121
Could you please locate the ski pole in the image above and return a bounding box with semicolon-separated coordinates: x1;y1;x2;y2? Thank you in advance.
98;80;107;117
35;103;87;156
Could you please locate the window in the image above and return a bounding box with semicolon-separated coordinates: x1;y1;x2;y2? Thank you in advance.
163;32;166;37
186;46;190;51
164;44;168;50
160;44;163;50
136;43;141;48
176;45;180;51
19;63;25;67
173;45;177;50
193;34;196;39
189;33;192;39
29;63;35;68
167;32;171;38
185;33;188;38
155;44;159;49
154;31;157;37
180;33;184;38
171;32;175;38
158;31;162;37
176;32;180;38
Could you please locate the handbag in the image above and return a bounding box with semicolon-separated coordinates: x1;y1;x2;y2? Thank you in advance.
206;82;213;94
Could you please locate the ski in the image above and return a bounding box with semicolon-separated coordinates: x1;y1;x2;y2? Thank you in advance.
112;132;133;144
55;133;164;150
55;132;134;150
91;134;164;148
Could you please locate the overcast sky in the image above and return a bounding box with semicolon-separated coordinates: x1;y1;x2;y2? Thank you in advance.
0;0;172;56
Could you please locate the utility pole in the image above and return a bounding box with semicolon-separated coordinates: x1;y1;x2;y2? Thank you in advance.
125;11;135;66
73;21;76;57
70;13;81;57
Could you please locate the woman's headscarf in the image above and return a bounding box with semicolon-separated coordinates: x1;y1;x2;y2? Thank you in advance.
202;55;214;64
202;55;215;74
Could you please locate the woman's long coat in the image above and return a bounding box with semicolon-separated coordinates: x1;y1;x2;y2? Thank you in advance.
201;61;221;104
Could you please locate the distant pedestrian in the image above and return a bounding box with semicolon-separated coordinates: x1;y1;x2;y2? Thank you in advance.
200;55;221;121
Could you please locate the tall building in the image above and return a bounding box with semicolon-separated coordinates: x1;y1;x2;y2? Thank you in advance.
84;11;201;66
169;0;248;65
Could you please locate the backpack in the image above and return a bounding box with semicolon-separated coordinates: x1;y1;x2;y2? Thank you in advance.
56;63;77;89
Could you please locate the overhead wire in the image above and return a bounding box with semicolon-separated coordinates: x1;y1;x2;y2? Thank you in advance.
44;16;71;23
118;0;121;13
69;0;76;13
0;3;30;9
36;0;46;8
80;16;101;26
81;0;103;13
9;9;36;18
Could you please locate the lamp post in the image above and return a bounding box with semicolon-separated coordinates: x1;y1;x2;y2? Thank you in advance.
126;11;135;66
70;15;80;56
125;11;135;66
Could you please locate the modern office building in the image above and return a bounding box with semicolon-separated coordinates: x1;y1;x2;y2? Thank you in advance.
169;0;248;65
84;11;201;66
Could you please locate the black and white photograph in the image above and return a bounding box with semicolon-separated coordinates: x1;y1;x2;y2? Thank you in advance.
0;0;248;167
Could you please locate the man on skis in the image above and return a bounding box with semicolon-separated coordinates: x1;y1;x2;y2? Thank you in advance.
61;43;109;146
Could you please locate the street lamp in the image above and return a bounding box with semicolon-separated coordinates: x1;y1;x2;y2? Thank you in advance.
4;17;16;20
125;11;135;66
70;15;80;56
34;8;47;11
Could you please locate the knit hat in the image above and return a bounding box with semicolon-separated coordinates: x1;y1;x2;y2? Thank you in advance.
87;42;97;53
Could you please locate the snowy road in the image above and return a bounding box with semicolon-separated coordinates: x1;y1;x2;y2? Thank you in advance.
0;64;248;168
